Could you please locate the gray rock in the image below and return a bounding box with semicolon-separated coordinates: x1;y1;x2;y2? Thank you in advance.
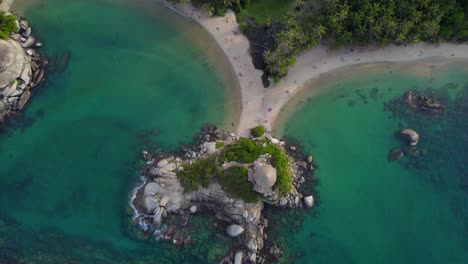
279;199;288;206
307;155;313;163
0;102;6;118
143;196;158;213
247;240;257;251
203;142;216;155
234;251;243;264
26;49;35;56
189;205;197;213
304;196;314;208
399;129;419;146
290;146;297;151
20;20;29;30
35;42;43;47
10;33;21;41
24;27;32;38
159;195;169;207
2;81;18;97
163;162;176;172
157;159;168;168
22;37;36;48
249;253;256;263
152;207;165;226
226;224;244;237
242;210;249;219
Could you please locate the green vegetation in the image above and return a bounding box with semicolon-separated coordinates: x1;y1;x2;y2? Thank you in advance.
177;136;293;198
177;0;468;82
263;143;293;197
219;138;293;197
174;0;252;16
177;157;221;191
250;125;266;137
219;138;262;163
240;0;294;23
216;165;260;202
215;141;225;149
0;11;17;40
262;0;468;81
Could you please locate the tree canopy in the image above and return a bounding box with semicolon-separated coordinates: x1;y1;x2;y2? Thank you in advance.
176;0;468;81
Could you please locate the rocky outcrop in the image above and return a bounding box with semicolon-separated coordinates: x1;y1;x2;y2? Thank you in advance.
0;17;46;124
398;129;419;146
131;127;316;263
403;91;444;114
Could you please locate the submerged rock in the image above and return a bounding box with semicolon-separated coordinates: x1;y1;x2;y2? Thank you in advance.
403;91;444;114
388;148;404;161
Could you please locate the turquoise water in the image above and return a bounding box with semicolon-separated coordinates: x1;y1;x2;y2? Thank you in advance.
275;61;468;263
3;0;468;263
0;0;237;262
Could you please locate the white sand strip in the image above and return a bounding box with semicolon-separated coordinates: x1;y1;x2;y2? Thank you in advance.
171;4;468;137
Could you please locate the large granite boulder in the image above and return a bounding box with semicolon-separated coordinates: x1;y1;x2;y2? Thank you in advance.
203;142;217;155
226;224;244;237
304;195;314;208
398;129;419;146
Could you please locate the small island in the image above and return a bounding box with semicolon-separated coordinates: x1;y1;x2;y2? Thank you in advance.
131;125;315;263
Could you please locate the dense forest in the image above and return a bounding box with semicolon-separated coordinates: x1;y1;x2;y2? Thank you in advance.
174;0;468;82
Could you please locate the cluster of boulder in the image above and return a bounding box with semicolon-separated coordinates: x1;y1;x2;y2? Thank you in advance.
0;17;45;123
403;91;444;114
389;128;421;161
131;127;316;263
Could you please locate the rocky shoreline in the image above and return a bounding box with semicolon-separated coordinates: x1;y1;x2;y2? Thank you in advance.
0;16;46;126
130;126;316;263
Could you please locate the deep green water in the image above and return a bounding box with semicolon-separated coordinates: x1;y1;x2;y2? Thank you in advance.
0;0;237;262
274;61;468;263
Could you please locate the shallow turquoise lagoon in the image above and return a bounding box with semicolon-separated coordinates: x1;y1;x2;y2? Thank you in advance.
1;0;236;262
275;61;468;264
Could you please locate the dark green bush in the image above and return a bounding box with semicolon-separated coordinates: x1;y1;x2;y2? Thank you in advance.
263;144;293;197
215;142;225;149
0;12;17;40
219;138;262;163
251;125;266;137
177;157;221;191
216;165;260;203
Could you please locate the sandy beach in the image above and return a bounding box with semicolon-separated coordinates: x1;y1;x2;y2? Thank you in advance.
171;3;468;137
0;0;15;11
